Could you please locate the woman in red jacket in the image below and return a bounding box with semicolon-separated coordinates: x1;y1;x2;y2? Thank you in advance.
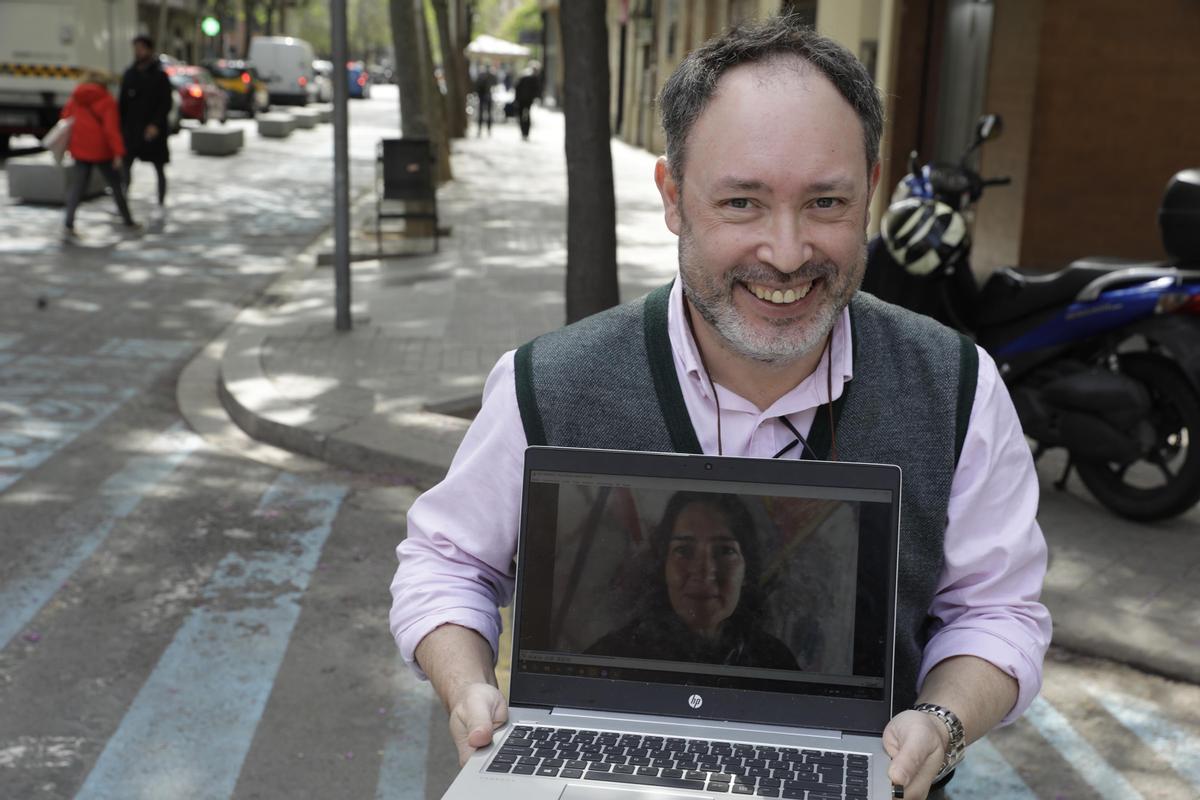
61;70;138;236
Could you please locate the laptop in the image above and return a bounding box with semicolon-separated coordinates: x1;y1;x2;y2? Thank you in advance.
442;447;902;800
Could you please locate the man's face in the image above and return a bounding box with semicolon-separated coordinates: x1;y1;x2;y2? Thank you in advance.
656;58;880;364
664;503;745;637
133;42;153;63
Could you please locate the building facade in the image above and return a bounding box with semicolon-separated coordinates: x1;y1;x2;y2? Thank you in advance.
540;0;1199;275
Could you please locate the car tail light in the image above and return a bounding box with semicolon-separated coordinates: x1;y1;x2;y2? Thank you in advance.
241;72;251;84
357;74;367;86
298;76;307;86
188;84;203;98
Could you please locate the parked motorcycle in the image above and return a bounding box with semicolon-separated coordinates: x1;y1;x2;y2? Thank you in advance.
863;115;1200;521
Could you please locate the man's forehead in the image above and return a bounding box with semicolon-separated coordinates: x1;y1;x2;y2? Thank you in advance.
709;55;825;102
680;58;868;184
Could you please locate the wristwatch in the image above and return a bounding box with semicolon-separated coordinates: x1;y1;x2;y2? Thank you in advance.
913;702;965;781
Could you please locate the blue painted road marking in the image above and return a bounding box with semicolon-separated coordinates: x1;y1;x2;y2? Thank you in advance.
375;655;436;800
0;395;133;493
1024;696;1144;800
1087;684;1200;793
947;737;1038;800
74;473;347;800
0;423;202;650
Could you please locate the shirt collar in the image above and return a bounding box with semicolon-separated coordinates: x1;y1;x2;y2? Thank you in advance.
665;275;855;416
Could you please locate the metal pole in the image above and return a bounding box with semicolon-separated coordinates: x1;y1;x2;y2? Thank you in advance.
331;0;352;331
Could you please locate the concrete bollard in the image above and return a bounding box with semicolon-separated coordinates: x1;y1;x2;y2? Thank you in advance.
290;108;320;129
257;112;296;139
190;126;245;156
5;153;105;204
310;104;333;124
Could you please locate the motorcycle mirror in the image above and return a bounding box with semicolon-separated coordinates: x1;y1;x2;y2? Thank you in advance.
975;114;1003;143
908;149;921;179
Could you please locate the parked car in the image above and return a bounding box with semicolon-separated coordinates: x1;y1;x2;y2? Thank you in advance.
248;35;315;106
165;65;228;124
347;60;371;99
205;59;268;117
311;60;334;103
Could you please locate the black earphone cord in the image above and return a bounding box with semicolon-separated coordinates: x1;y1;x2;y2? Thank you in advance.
686;305;838;462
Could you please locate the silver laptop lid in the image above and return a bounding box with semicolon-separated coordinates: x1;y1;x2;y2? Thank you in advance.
510;447;901;736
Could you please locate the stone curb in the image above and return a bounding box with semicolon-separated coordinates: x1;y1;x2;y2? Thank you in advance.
212;257;471;488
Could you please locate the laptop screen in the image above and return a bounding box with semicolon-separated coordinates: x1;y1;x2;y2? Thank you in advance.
511;449;899;731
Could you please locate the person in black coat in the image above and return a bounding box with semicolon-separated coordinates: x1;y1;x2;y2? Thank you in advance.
513;62;541;141
119;35;174;206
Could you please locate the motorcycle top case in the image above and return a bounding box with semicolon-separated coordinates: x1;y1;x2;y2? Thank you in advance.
1159;168;1200;262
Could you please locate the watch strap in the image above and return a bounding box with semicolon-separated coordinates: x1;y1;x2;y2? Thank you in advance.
913;702;965;780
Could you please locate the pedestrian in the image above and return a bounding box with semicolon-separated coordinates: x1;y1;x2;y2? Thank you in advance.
389;15;1051;800
513;61;541;140
473;64;495;137
60;70;138;238
118;35;173;209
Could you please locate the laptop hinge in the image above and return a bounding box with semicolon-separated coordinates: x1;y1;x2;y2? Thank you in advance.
548;707;842;741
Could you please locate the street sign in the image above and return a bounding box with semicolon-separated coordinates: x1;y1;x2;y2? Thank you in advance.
201;16;220;36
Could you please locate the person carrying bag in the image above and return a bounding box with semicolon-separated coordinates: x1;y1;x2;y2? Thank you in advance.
59;70;139;238
41;116;75;164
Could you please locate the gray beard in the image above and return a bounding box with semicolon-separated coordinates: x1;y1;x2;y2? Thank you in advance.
678;234;864;365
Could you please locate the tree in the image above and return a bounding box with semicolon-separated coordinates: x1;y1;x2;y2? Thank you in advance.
560;2;619;324
391;0;427;137
417;0;452;181
431;0;467;139
390;0;451;188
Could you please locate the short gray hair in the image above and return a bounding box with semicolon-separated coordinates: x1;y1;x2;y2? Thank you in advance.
658;14;884;182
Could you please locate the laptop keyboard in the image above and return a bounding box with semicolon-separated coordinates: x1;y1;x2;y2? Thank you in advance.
484;724;871;798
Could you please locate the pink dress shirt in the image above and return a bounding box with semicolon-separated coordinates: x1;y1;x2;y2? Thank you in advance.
390;279;1052;724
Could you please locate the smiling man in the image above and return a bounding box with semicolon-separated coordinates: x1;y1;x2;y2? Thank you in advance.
390;15;1050;800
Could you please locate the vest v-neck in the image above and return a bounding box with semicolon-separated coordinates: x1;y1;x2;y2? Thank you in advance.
642;283;704;454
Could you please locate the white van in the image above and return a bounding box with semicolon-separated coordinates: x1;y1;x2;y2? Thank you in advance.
0;0;137;153
247;36;315;106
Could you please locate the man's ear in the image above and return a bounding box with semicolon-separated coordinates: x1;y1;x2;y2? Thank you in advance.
655;156;683;235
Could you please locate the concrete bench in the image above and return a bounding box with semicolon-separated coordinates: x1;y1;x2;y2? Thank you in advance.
310;104;333;124
290;108;320;129
190;126;244;156
257;112;295;138
5;153;104;204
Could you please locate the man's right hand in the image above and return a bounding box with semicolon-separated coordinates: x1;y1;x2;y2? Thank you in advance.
144;124;159;141
449;682;508;766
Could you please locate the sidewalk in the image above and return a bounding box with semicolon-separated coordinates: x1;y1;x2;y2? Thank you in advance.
207;106;1200;687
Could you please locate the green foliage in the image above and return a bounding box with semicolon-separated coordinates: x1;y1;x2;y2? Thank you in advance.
288;0;392;60
497;0;541;43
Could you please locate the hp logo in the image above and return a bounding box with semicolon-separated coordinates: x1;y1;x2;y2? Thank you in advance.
687;694;703;709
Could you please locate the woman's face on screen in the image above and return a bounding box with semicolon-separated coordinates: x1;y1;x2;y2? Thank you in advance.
664;503;746;638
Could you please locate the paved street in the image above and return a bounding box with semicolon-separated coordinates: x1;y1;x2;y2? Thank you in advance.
1;85;1198;799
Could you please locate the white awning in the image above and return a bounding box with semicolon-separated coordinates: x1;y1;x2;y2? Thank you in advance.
465;34;531;58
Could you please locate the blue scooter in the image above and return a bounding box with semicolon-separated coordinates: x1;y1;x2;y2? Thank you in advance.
864;115;1200;521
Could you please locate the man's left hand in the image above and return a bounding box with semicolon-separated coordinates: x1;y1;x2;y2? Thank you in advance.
882;709;948;799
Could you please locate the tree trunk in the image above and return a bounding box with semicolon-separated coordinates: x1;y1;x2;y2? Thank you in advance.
242;0;256;58
157;0;170;55
561;2;619;324
417;0;452;183
389;0;445;239
390;0;428;138
432;0;466;139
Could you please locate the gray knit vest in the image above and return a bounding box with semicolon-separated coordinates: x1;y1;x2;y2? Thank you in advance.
514;283;978;713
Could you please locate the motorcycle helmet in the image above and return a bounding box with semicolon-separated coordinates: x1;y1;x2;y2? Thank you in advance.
891;164;934;204
881;197;970;277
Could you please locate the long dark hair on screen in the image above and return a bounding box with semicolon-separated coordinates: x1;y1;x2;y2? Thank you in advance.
643;491;769;628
